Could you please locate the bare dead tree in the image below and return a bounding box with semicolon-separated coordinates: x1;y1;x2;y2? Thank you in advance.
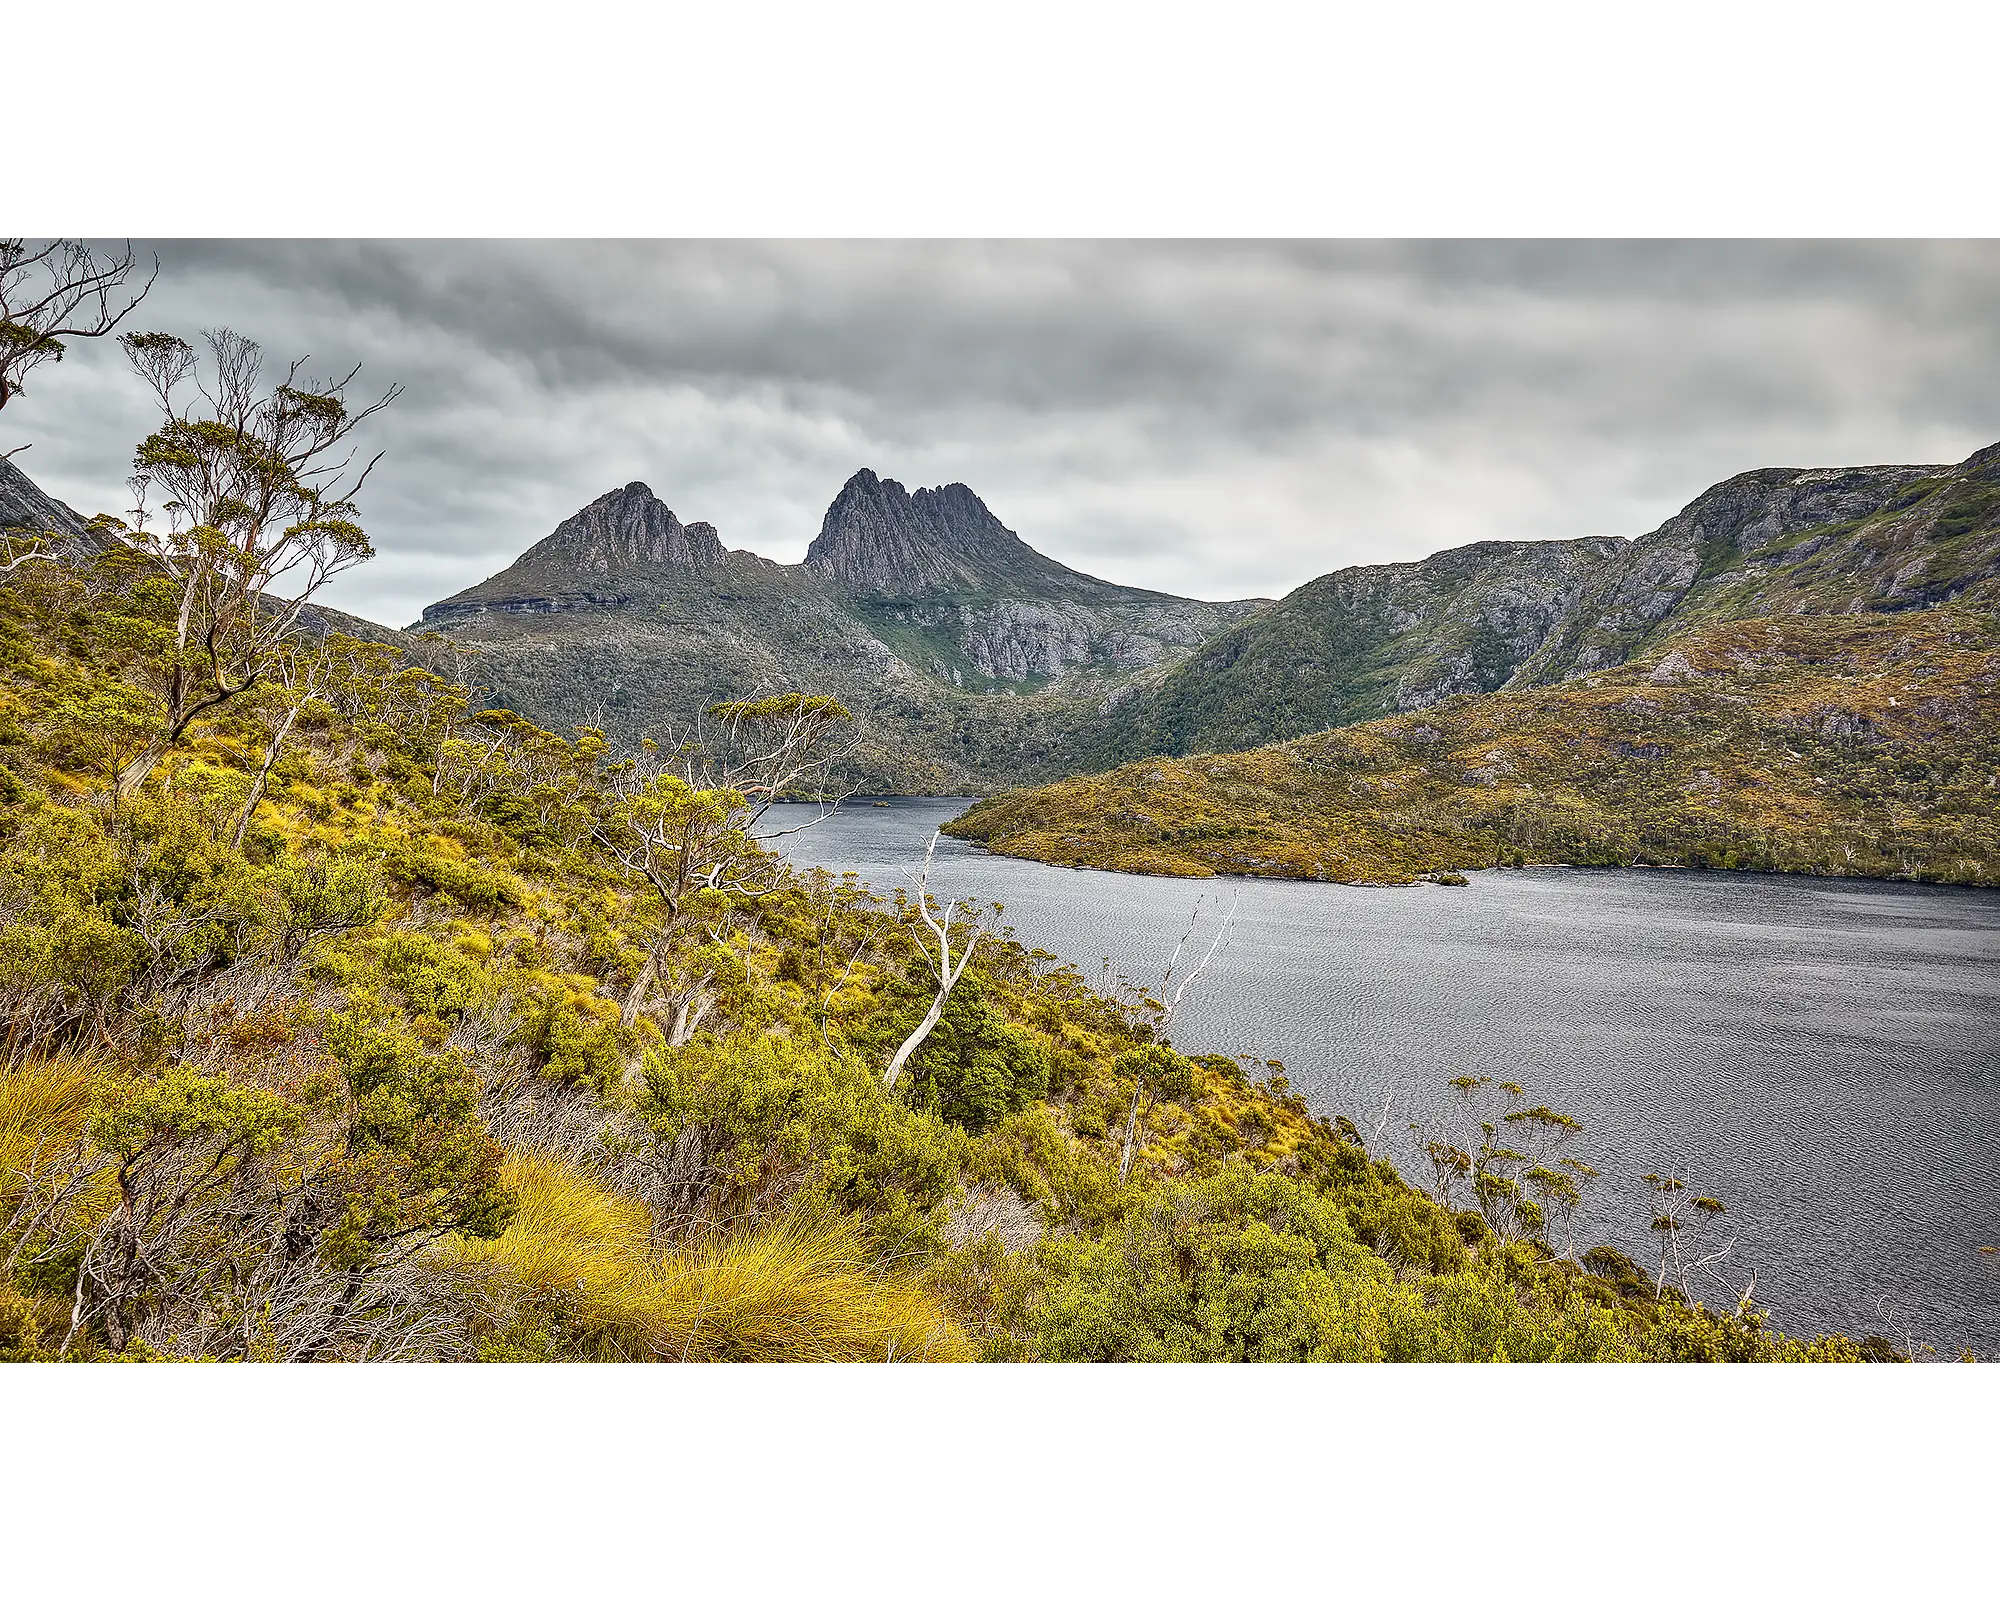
1116;891;1238;1183
883;832;984;1090
0;238;157;433
1643;1164;1737;1304
0;537;61;574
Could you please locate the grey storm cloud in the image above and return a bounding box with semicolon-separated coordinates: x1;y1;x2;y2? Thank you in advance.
8;239;1998;626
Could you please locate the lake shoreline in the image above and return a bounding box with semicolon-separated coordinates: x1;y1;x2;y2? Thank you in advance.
774;798;2000;1358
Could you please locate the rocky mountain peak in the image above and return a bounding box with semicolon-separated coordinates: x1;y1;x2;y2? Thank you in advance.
1959;438;2000;477
531;481;725;574
1649;461;1939;557
804;469;1103;599
419;481;729;624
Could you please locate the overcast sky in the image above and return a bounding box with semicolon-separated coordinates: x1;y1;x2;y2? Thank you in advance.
9;240;1998;627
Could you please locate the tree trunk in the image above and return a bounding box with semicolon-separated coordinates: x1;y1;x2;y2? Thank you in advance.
1117;1083;1149;1184
229;700;303;850
620;948;660;1028
883;987;950;1090
666;983;716;1048
113;741;167;803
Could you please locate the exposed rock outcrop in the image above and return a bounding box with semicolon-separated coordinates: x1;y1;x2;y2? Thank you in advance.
1088;440;2000;762
420;482;725;623
0;456;106;558
805;470;1117;599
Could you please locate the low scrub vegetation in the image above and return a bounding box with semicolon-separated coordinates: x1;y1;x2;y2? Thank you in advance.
947;610;2000;886
0;549;1894;1359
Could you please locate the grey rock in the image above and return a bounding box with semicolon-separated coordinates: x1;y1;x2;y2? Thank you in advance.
0;455;106;558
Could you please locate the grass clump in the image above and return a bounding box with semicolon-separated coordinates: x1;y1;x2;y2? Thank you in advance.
456;1156;971;1362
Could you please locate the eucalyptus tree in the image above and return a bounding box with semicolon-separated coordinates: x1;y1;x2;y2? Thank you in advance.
0;237;156;423
98;328;399;800
597;694;854;1044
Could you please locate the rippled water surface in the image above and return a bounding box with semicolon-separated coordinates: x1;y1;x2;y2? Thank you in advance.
770;798;2000;1356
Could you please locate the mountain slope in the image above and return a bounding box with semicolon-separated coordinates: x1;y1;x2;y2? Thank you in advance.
416;473;1263;790
0;456;107;560
1077;442;2000;766
945;605;2000;885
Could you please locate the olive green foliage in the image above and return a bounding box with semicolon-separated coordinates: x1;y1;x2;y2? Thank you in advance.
1017;1167;1631;1362
948;609;2000;887
641;1032;966;1252
860;971;1052;1132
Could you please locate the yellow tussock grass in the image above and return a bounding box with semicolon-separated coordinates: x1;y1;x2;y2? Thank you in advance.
453;1155;971;1363
0;1051;110;1221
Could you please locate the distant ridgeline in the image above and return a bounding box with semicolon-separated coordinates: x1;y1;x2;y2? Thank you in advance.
412;441;2000;811
948;443;2000;885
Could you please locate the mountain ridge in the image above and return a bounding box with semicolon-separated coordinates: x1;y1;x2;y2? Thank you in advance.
804;468;1177;603
1074;442;2000;766
408;469;1267;789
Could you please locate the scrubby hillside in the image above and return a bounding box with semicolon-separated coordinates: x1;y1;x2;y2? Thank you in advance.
946;607;2000;885
0;551;1881;1362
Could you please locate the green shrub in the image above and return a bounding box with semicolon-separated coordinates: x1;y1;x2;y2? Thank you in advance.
641;1033;966;1245
378;838;525;915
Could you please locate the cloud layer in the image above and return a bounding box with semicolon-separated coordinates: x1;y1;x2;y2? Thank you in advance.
10;240;1998;625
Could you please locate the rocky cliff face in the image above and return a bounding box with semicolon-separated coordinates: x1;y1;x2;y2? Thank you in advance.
421;482;725;623
536;482;727;574
805;470;1118;599
0;456;104;557
1511;459;1955;680
792;470;1264;688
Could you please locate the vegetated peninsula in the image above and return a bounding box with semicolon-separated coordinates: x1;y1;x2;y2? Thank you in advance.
948;445;2000;885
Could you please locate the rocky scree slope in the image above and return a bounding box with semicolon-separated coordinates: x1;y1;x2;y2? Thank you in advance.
417;472;1264;791
1078;442;2000;765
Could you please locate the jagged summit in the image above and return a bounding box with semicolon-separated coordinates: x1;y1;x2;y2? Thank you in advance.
421;482;728;623
528;482;726;574
805;468;1145;600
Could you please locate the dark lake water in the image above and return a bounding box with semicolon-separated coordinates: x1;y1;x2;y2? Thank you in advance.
770;797;2000;1358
